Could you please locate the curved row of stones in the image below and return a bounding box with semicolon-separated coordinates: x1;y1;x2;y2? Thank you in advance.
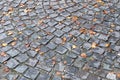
0;0;120;80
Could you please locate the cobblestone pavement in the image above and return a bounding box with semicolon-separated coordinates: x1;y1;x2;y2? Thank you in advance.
0;0;120;80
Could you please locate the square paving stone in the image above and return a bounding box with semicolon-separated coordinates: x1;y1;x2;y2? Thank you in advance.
98;34;109;41
46;42;57;49
0;33;7;40
55;24;65;29
88;60;101;68
24;68;39;80
54;16;65;21
17;76;29;80
36;74;50;80
6;73;19;80
87;74;99;80
15;54;29;63
26;58;38;67
6;58;19;68
74;58;85;68
56;46;68;54
76;70;89;79
36;62;52;72
14;65;28;73
27;50;37;57
83;42;91;50
7;49;20;57
54;30;64;37
70;30;80;37
93;47;105;54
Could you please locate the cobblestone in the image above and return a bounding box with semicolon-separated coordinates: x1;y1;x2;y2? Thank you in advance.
0;0;120;80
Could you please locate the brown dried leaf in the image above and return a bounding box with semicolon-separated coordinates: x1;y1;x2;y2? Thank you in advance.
88;30;96;35
3;67;10;72
80;28;87;34
72;16;78;22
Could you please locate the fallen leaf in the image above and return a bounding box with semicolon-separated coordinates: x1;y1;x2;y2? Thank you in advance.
25;43;30;47
1;43;8;47
38;20;43;25
19;3;25;7
39;52;44;55
72;45;77;49
83;64;90;71
35;48;40;52
117;73;120;78
8;7;13;11
91;42;97;48
96;0;102;2
13;37;17;40
58;8;63;12
93;18;97;22
24;8;32;13
3;67;10;72
105;43;110;47
72;16;78;22
0;52;7;57
11;41;16;46
80;28;87;34
88;30;96;35
80;53;87;58
103;10;108;14
56;71;61;76
52;56;56;61
7;31;13;35
63;61;67;65
66;16;71;19
62;37;67;42
93;4;98;8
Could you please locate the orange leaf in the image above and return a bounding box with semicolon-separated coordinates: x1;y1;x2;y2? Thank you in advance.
0;52;7;57
117;73;120;78
80;28;87;34
80;53;87;58
72;16;78;22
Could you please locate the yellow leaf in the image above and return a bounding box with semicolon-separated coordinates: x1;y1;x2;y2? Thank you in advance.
24;8;32;13
39;52;44;55
105;43;110;47
72;45;77;49
91;42;97;48
1;43;8;47
7;31;13;35
11;42;16;46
